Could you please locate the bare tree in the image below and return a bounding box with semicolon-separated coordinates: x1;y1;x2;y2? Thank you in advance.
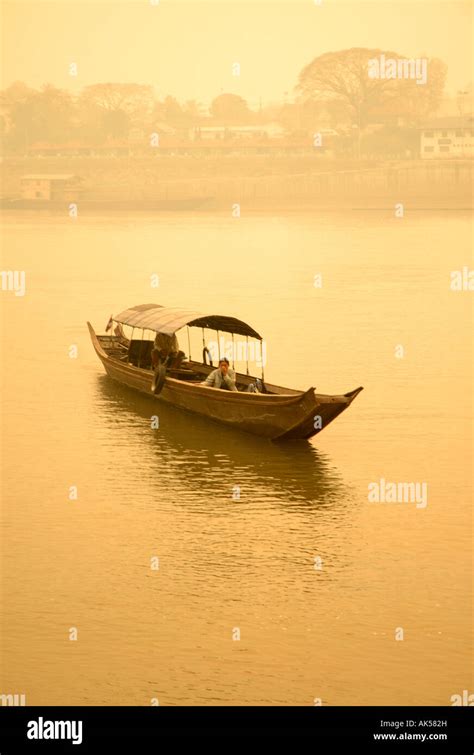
296;48;447;128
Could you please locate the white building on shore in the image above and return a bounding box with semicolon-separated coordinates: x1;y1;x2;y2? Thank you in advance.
420;116;474;159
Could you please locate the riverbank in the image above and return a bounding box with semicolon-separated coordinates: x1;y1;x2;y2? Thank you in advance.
1;157;472;210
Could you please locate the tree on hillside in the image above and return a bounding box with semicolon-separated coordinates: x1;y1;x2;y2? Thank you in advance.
151;96;201;127
210;93;251;123
1;82;35;149
162;96;184;124
183;100;204;123
79;83;154;140
1;82;76;150
296;48;447;127
80;83;154;115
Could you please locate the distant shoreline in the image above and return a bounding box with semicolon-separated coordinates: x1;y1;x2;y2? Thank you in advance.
1;204;471;216
1;156;472;210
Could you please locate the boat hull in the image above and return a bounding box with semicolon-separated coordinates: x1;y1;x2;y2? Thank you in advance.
87;322;362;441
0;197;213;212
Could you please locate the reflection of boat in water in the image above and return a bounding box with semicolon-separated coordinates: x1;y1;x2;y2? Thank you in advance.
95;375;351;508
87;302;363;441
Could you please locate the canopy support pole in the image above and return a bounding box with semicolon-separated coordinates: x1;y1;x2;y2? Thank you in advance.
138;328;145;368
128;327;135;364
231;333;235;369
260;340;264;382
246;336;249;375
216;330;220;360
187;326;192;362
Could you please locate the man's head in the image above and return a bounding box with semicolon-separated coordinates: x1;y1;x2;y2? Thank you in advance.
219;357;230;375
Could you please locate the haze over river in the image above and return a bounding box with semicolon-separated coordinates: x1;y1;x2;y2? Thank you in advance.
1;210;472;705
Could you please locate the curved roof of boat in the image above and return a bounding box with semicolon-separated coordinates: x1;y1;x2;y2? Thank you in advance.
114;303;262;339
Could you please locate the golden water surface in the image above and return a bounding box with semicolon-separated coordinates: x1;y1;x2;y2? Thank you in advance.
0;210;472;705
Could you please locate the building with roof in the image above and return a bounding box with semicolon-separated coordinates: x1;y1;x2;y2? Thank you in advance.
420;116;474;159
193;123;285;141
20;174;83;200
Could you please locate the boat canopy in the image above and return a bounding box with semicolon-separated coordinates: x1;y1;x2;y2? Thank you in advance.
113;303;262;340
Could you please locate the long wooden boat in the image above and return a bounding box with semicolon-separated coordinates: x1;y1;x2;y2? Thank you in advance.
87;303;363;441
0;197;213;212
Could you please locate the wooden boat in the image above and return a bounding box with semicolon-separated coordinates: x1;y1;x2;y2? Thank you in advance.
0;197;213;212
87;303;363;441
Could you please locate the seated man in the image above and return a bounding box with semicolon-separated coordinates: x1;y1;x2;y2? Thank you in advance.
201;357;238;391
151;331;180;369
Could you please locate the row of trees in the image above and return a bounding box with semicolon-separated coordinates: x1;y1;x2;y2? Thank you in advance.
0;83;249;150
1;48;452;152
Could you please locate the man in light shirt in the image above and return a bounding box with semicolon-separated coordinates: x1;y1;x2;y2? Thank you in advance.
202;357;238;391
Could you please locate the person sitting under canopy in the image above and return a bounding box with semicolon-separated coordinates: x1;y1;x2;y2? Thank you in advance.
201;358;238;391
152;332;184;369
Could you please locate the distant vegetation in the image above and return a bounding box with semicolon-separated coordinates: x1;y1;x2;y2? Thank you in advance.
297;48;447;127
0;47;458;155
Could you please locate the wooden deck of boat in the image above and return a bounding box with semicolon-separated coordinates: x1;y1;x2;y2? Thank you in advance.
96;333;302;396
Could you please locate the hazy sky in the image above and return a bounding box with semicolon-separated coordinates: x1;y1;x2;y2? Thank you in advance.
2;1;472;106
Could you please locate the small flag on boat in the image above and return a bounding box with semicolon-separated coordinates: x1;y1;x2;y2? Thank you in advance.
105;314;113;332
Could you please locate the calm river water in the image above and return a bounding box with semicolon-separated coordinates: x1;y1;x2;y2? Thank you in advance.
1;210;472;705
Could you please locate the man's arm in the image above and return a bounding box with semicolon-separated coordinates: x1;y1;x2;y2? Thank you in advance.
201;370;216;386
222;371;238;391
